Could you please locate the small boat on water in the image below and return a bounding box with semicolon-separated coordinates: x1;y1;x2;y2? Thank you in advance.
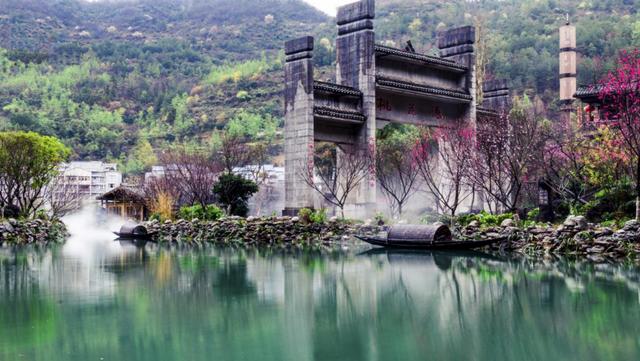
356;224;505;250
113;224;156;242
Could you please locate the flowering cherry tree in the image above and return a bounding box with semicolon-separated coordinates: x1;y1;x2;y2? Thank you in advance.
599;50;640;219
469;97;548;213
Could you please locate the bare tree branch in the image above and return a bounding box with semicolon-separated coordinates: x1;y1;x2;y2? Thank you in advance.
299;144;373;218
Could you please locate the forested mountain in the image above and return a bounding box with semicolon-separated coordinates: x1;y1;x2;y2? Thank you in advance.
0;0;332;171
374;0;640;112
1;0;639;173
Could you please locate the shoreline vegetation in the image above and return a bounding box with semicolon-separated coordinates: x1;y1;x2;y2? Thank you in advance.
2;214;639;263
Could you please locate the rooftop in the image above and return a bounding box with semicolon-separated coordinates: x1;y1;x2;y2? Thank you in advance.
376;77;472;102
575;85;602;99
62;161;119;173
314;81;363;97
97;185;146;204
314;106;367;123
375;44;468;72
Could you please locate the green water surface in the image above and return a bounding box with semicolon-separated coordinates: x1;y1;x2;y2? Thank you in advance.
1;241;639;361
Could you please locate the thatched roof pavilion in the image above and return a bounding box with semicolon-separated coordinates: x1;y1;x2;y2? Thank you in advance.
98;185;147;222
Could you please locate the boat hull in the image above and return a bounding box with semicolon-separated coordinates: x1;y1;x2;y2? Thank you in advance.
113;232;156;241
355;236;504;250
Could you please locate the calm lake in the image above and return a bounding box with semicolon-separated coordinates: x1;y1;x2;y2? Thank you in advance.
1;225;640;361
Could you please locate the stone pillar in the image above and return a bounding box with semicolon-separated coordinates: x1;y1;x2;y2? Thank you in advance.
438;26;477;127
482;79;510;112
559;21;577;122
335;0;376;218
283;36;315;216
438;26;479;213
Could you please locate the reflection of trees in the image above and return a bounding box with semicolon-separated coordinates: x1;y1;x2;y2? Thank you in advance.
433;256;640;361
2;248;640;361
0;251;59;356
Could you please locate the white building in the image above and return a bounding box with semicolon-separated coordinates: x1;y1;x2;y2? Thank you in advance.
58;161;123;199
234;165;285;216
145;165;166;181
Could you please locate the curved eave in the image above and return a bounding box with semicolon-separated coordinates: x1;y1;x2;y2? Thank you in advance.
375;45;468;73
314;106;366;125
574;86;602;104
376;78;472;103
477;107;499;118
314;81;363;98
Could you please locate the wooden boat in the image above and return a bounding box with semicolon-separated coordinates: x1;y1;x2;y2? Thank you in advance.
356;224;505;250
113;224;156;241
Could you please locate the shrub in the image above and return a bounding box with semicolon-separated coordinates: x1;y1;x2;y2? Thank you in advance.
177;204;223;221
213;173;259;217
456;211;514;228
527;208;540;221
299;208;327;224
298;208;313;223
236;90;251;100
600;219;628;229
149;191;174;221
581;183;636;222
455;213;476;226
149;213;163;222
374;212;387;225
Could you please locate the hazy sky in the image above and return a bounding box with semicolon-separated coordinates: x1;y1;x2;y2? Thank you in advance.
303;0;354;16
83;1;354;16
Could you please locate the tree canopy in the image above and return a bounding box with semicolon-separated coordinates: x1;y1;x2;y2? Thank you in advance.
0;131;70;218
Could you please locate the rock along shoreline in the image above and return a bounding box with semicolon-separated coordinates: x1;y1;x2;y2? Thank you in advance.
3;215;639;263
0;218;68;246
462;216;640;262
145;215;640;261
143;217;382;250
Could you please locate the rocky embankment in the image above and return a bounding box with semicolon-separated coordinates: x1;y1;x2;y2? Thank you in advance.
0;218;68;246
145;215;640;260
463;216;640;261
145;216;382;249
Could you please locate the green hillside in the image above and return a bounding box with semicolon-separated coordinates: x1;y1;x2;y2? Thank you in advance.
1;0;639;173
374;0;640;112
0;0;332;171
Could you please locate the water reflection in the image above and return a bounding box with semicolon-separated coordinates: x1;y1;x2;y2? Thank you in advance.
1;240;640;361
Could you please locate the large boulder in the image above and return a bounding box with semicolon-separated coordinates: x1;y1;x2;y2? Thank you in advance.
623;219;640;231
1;221;14;233
467;220;480;229
500;219;515;228
564;216;588;230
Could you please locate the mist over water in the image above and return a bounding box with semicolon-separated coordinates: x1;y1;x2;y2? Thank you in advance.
23;205;146;304
61;205;132;261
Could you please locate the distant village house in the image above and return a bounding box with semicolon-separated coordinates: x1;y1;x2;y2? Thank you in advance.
57;161;122;199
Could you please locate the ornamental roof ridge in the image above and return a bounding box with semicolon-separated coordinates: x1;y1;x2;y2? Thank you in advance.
314;81;363;97
376;76;473;101
314;106;367;122
374;44;468;71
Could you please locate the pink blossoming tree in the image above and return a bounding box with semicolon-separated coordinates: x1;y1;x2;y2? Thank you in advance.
599;50;640;219
469;97;548;213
